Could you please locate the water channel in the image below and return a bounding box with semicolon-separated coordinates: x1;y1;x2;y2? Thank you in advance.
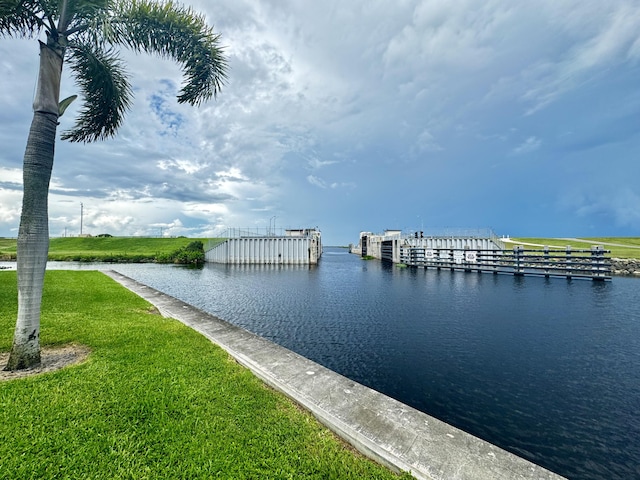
4;247;639;479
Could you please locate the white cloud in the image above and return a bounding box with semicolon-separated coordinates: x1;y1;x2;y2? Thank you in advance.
511;136;542;155
307;175;327;189
308;157;338;170
414;129;443;153
0;189;21;227
0;167;22;185
383;0;507;73
330;182;356;190
520;2;640;114
215;167;248;181
157;159;207;175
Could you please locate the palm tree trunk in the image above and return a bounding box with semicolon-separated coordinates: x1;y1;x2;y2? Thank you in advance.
4;42;62;371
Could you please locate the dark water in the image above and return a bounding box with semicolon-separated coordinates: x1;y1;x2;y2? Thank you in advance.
17;248;640;479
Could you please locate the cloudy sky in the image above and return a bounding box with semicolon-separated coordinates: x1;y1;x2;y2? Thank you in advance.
1;0;639;245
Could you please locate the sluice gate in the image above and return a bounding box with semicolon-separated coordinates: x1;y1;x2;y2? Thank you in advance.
401;245;611;280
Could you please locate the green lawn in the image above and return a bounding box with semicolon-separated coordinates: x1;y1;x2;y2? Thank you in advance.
0;237;226;262
509;237;640;259
0;238;16;260
47;237;200;261
0;271;411;479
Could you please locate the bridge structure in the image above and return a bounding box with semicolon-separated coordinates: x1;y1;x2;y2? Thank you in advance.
353;229;611;280
204;227;322;265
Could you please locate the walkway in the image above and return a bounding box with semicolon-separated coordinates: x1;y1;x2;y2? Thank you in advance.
559;238;640;249
105;270;565;480
502;238;566;248
505;237;640;249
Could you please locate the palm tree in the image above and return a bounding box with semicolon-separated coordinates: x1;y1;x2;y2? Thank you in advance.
1;0;227;370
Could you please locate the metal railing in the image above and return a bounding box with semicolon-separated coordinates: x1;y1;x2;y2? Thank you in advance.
221;227;320;239
400;245;611;280
405;227;500;239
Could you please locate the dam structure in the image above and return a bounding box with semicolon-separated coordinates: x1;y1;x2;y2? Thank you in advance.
352;229;611;280
352;228;505;262
205;227;322;265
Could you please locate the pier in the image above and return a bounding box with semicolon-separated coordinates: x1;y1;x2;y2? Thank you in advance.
354;229;611;280
401;245;611;280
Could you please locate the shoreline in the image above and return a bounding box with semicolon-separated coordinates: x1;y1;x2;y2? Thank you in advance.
610;258;640;276
3;258;639;277
104;270;566;480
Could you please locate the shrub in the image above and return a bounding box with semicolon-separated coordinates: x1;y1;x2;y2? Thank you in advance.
157;241;204;265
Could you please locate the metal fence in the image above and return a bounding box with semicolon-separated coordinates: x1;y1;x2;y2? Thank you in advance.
400;245;611;280
220;227;320;239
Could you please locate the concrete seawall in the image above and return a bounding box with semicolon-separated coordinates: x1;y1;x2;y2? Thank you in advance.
104;271;566;480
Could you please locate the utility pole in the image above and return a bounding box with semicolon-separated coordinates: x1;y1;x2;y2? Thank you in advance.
80;203;83;236
269;215;276;236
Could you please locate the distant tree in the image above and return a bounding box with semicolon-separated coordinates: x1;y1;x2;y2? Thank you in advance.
1;0;227;370
155;240;204;264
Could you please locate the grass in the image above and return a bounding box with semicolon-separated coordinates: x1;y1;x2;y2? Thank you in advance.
509;237;640;259
0;271;412;479
47;237;197;261
0;237;226;262
0;238;16;260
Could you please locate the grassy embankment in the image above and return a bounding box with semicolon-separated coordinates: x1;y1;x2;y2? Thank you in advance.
0;238;16;260
0;237;226;263
0;270;412;479
508;237;640;259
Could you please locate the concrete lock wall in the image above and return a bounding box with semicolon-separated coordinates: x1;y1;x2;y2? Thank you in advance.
205;237;320;265
361;233;503;262
414;237;502;250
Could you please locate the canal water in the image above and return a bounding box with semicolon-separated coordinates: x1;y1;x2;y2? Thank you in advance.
6;247;639;479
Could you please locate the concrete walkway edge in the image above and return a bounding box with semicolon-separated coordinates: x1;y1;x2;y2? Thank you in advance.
105;271;566;480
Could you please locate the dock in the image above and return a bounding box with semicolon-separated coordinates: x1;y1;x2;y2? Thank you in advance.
354;229;611;280
401;245;611;280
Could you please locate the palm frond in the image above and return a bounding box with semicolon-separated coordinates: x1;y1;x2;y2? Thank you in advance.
107;0;227;106
66;0;112;16
58;0;111;34
0;0;110;40
61;40;132;142
0;0;47;37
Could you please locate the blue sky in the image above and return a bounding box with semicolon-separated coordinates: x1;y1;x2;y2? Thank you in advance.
1;0;639;245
